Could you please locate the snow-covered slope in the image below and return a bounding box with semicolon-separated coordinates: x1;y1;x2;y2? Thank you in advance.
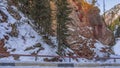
104;3;120;56
0;0;58;61
0;0;120;63
113;38;120;55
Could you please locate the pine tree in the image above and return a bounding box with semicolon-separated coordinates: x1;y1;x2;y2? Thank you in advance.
16;0;52;36
14;0;72;54
55;0;71;56
17;0;30;15
31;0;52;36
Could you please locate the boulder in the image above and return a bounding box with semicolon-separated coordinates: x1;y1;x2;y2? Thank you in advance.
0;10;8;22
0;39;9;58
7;6;21;20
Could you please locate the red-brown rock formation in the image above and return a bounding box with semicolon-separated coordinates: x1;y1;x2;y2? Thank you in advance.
66;0;114;58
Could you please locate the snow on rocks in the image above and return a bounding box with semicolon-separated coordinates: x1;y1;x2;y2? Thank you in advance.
0;0;120;63
0;0;57;61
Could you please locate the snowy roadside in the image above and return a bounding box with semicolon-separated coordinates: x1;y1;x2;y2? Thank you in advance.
113;38;120;56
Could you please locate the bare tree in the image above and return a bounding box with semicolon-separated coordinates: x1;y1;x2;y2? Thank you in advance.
92;0;97;5
103;0;105;17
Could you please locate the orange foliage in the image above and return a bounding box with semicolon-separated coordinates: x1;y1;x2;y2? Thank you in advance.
73;0;94;13
79;0;94;12
72;0;95;22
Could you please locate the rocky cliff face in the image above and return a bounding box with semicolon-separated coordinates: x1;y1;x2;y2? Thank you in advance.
104;4;120;37
66;0;114;58
104;4;120;26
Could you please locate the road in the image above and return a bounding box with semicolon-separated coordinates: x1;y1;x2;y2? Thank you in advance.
0;62;120;68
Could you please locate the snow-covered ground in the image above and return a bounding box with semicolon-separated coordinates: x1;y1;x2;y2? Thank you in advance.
113;38;120;56
0;0;57;61
0;0;120;63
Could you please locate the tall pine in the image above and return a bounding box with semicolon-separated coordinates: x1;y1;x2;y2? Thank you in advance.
15;0;52;36
55;0;71;56
14;0;72;55
32;0;51;36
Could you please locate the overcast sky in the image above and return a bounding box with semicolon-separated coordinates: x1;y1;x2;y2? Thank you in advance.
87;0;120;14
97;0;120;14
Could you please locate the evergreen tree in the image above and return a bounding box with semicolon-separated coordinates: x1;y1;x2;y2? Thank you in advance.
55;0;71;56
16;0;30;15
15;0;52;36
31;0;52;36
14;0;72;55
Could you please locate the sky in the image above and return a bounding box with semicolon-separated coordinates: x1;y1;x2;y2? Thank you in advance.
87;0;120;14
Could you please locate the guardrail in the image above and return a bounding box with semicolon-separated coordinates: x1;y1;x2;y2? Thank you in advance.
0;62;120;67
1;52;120;67
0;52;120;62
